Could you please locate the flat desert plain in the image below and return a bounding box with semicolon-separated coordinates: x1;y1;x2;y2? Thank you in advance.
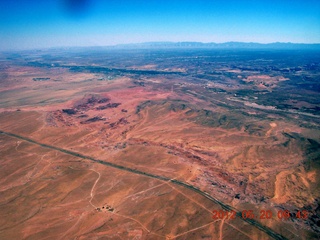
0;49;319;239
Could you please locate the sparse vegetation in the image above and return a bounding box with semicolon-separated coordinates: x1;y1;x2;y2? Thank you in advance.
0;48;319;239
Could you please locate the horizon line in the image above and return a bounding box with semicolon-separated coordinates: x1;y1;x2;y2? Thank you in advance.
1;41;320;52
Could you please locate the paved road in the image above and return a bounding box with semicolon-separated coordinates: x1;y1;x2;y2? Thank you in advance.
0;130;287;240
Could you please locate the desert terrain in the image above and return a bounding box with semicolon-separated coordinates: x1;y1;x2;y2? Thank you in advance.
0;48;319;239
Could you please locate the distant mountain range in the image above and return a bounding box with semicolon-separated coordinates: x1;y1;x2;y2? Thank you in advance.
112;41;320;50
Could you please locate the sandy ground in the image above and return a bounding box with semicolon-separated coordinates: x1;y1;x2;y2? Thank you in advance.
0;65;319;239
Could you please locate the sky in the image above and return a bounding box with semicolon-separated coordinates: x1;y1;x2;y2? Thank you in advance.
0;0;319;50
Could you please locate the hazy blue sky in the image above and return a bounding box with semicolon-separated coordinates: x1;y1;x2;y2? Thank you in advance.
0;0;319;50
